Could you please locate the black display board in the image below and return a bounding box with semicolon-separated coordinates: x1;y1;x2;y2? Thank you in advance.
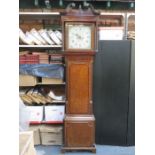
93;40;134;146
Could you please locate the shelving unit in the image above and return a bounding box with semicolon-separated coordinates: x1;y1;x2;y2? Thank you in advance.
99;12;135;40
19;10;65;129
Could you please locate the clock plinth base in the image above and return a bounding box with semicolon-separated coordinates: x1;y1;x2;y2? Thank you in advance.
61;145;96;153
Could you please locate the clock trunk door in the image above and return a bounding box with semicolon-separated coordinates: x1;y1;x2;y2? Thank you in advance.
66;56;93;114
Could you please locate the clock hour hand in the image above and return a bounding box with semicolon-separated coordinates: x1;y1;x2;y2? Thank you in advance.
75;34;83;40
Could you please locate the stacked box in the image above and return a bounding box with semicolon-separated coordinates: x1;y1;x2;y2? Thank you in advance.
19;54;39;64
41;77;63;84
50;54;63;64
26;55;39;64
33;52;49;64
29;125;41;145
99;27;123;40
44;106;65;123
40;125;63;145
39;54;49;64
19;55;27;64
26;106;43;123
19;75;37;86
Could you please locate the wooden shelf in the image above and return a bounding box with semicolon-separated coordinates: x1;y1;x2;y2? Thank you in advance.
36;82;66;85
24;100;66;104
19;82;66;87
100;12;125;16
19;12;60;15
52;100;66;103
19;12;60;20
19;45;62;49
30;121;63;125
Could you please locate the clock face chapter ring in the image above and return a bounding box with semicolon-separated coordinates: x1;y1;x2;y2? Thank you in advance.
65;22;95;51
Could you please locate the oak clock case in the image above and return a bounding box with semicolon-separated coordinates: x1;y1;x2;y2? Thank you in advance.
61;4;99;153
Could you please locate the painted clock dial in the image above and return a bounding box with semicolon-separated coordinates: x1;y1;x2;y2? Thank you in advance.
66;23;94;50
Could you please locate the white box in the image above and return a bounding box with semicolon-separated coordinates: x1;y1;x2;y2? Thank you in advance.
45;106;65;122
26;106;43;123
99;27;124;40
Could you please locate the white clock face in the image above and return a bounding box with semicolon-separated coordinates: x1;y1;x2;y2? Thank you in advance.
67;24;92;50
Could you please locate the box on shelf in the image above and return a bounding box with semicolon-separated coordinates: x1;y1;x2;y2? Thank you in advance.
33;52;49;64
49;54;63;64
19;54;39;64
20;20;43;32
41;78;63;84
22;8;42;12
99;27;124;40
19;75;38;86
19;131;36;155
45;105;65;123
26;106;43;123
29;125;41;145
40;125;63;145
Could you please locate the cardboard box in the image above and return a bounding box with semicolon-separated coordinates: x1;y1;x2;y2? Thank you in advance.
99;27;123;40
32;52;49;64
19;131;36;155
19;55;39;64
26;106;43;123
19;75;37;86
41;78;63;84
20;20;43;32
44;106;65;123
40;125;63;145
50;54;63;64
29;125;41;145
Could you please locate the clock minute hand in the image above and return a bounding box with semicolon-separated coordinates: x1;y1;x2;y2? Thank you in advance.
75;34;82;40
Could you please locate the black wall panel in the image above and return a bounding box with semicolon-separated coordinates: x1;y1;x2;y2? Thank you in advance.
93;40;131;145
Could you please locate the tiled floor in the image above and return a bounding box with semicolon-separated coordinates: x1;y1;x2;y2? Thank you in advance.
35;145;135;155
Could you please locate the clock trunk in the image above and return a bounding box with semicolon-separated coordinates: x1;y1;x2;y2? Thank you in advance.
66;55;93;114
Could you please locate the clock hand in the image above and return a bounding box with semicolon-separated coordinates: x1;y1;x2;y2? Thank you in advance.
75;34;82;40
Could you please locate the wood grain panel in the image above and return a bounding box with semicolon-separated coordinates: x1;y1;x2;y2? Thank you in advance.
67;60;91;114
65;120;94;147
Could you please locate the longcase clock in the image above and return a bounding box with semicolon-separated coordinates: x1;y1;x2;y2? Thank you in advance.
61;3;99;153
